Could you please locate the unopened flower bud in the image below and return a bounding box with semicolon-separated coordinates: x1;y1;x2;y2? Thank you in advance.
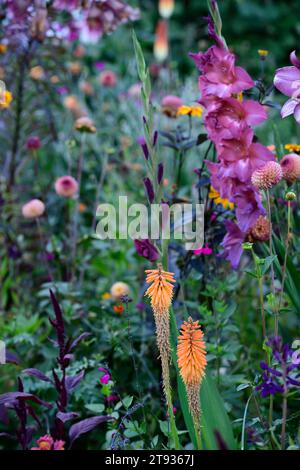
157;163;164;184
285;191;296;201
143;177;155;204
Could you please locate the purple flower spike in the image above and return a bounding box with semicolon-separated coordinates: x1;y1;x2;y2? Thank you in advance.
256;335;300;398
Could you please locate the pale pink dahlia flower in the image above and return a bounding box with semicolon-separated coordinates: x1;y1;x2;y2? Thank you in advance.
22;199;45;218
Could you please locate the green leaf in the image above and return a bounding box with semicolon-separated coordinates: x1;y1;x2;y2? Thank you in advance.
132;30;146;81
85;404;105;414
200;374;237;449
262;235;300;312
123;395;134;409
261;255;278;276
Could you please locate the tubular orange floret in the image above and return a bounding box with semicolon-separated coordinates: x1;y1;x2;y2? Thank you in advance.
145;264;176;315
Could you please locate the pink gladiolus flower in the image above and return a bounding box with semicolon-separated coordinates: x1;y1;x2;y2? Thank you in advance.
22;199;45;219
220;220;246;270
274;51;300;124
218;128;274;182
194;245;213;255
204;98;267;141
190;45;253;99
55;176;78;197
233;186;266;233
99;70;117;87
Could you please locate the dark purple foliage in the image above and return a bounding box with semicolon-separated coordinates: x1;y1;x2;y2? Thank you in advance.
69;416;113;446
22;368;52;383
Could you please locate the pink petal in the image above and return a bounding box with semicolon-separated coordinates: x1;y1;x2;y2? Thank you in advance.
243;100;267;125
290;50;300;69
274;66;300;96
281;98;297;118
294;104;300;124
232;67;254;92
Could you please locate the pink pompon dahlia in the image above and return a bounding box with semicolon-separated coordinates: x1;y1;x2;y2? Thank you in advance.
99;70;117;87
55;176;78;198
280;153;300;182
251;161;283;190
161;95;183;118
22;199;45;219
249;215;270;242
274;51;300;124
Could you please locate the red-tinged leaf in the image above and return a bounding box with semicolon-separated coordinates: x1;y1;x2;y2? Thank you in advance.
65;370;85;393
0;432;15;440
69;333;91;352
0;392;52;409
23;368;52;383
5;351;20;365
56;411;80;423
69;416;113;446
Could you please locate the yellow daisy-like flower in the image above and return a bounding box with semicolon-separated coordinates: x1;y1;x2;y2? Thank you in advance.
258;49;269;57
285;143;300;154
177;105;203;118
208;186;234;210
0;44;7;54
0;90;13;109
102;292;111;300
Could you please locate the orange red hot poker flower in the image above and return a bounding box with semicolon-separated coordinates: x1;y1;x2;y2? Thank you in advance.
177;318;206;386
145;265;175;315
177;317;206;433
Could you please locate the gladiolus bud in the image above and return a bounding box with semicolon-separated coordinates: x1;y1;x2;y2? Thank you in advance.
143;177;155;203
157;163;164;184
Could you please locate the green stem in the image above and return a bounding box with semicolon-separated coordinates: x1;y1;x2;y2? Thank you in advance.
266;190;278;335
278;202;291;311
